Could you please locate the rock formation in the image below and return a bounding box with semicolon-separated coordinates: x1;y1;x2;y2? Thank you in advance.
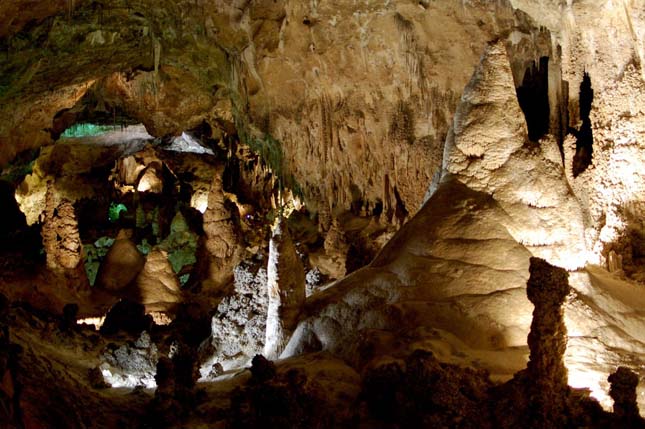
608;367;644;427
524;257;571;427
201;261;268;373
264;217;305;360
440;40;588;270
1;0;645;427
96;229;145;292
131;249;181;312
41;185;88;291
195;169;242;291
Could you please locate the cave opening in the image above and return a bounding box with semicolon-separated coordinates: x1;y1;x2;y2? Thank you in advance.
50;83;143;141
516;56;551;142
572;72;594;177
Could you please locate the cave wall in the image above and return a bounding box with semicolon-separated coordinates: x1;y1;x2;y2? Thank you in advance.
1;0;554;224
1;0;644;265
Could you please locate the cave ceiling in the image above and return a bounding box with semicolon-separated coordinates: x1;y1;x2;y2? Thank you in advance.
1;0;645;427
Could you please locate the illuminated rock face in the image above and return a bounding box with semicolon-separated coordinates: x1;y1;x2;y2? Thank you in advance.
41;186;88;291
264;217;305;360
282;40;645;415
195;170;242;291
441;40;588;270
283;178;534;375
95;230;145;292
132;249;181;312
2;0;645;427
564;64;645;276
0;0;553;223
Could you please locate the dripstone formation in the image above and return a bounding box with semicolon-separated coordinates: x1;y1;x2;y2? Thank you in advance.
525;257;571;426
1;0;645;427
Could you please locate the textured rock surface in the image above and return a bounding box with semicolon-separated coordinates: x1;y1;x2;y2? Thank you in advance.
510;0;645;278
1;0;645;426
201;261;269;374
195;169;242;291
525;257;571;427
284;178;534;377
100;331;158;389
264;218;305;359
0;0;553;224
282;41;645;414
41;186;88;291
609;366;642;422
440;40;588;270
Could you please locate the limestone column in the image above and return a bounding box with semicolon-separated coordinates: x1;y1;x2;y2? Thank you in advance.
264;217;305;359
41;185;88;291
525;257;570;427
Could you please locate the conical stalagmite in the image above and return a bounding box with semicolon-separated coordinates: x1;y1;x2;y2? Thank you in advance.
264;217;305;360
439;40;588;270
96;229;145;292
196;169;242;291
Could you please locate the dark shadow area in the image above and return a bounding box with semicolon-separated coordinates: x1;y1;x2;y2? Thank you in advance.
0;180;44;274
516;56;550;142
572;72;594;177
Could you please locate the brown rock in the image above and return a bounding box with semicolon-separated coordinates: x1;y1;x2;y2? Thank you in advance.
132;248;181;312
96;230;145;292
41;185;88;292
525;257;571;427
195;170;242;290
608;367;641;422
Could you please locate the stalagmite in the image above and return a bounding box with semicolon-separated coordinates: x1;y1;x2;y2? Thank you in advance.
608;367;643;425
525;257;571;427
264;217;305;360
133;248;181;312
95;229;145;292
322;219;349;278
196;170;242;290
41;184;88;291
439;40;588;270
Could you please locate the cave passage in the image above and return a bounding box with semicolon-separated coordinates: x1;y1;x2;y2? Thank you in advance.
516;56;550;142
572;72;594;177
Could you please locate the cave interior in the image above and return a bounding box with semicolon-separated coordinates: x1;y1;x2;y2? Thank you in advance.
1;1;645;428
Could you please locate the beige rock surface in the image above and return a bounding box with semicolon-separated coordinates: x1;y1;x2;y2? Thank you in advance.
1;0;553;224
283;41;645;414
41;187;88;292
284;178;534;379
95;230;145;292
195;169;243;291
441;40;588;270
132;248;181;312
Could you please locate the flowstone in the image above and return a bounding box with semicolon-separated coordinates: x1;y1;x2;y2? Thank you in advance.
200;261;268;375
